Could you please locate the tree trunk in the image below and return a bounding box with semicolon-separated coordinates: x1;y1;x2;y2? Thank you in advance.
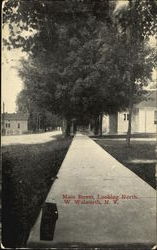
126;70;134;147
94;116;99;136
36;113;38;131
73;122;77;134
65;118;71;137
99;113;103;136
126;102;133;146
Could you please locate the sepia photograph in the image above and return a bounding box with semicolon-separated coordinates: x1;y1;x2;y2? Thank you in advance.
1;0;157;249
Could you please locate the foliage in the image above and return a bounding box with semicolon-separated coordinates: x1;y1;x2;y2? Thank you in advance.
3;0;157;135
16;89;62;131
114;0;157;144
3;0;130;122
115;0;157;40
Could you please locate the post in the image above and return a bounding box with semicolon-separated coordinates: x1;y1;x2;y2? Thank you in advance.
2;102;5;135
3;102;5;114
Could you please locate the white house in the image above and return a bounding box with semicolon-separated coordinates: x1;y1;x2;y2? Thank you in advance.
1;113;29;135
102;90;157;134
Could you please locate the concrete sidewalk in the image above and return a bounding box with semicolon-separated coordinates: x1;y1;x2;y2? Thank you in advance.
27;134;156;248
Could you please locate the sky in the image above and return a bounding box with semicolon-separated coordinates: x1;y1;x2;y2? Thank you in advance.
1;0;156;113
2;48;26;113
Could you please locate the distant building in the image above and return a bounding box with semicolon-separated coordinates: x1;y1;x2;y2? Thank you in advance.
102;90;157;134
1;113;29;136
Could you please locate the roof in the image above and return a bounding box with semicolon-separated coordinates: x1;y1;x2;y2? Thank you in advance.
2;113;29;121
136;90;157;108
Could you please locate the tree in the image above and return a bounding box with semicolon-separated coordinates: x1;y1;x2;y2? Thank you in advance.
16;89;62;132
5;0;131;136
115;0;157;145
3;0;156;138
3;0;120;136
16;19;133;136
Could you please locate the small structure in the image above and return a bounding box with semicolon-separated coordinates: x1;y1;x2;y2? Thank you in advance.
1;113;29;136
103;90;157;134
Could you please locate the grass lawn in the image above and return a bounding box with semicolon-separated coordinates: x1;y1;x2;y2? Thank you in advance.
95;139;156;189
2;135;72;248
91;133;156;139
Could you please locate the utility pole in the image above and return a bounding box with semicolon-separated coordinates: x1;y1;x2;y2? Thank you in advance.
2;102;5;135
3;102;5;114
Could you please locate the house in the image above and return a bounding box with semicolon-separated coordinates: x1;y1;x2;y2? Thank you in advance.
102;90;157;134
1;113;29;136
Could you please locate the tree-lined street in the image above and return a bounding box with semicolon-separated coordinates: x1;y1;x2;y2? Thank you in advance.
3;0;157;138
2;0;157;248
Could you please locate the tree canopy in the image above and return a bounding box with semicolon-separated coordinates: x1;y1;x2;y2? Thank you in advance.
3;0;157;135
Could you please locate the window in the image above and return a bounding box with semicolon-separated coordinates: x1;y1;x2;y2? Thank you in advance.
18;123;20;129
6;123;10;128
124;113;129;121
154;111;157;124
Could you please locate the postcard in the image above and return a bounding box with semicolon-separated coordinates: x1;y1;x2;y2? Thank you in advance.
2;0;157;249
